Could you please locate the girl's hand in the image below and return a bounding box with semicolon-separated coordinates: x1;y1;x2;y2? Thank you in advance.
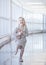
16;35;21;39
20;30;23;35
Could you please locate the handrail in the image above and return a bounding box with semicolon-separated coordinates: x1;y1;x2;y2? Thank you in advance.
29;30;46;35
0;35;11;49
0;17;9;20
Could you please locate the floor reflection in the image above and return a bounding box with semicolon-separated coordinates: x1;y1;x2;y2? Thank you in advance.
19;62;23;65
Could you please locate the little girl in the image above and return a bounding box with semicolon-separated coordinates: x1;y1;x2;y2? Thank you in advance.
15;17;28;62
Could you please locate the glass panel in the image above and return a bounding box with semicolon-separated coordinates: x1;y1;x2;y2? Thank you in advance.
0;19;11;37
0;0;10;18
12;3;22;20
12;21;18;33
31;23;43;31
32;34;43;50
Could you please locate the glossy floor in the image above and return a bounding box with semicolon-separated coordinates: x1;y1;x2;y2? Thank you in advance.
0;35;46;65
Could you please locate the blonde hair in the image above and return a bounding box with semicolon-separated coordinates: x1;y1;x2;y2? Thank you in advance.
19;17;26;26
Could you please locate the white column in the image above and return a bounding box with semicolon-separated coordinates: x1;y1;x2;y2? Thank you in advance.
43;15;46;50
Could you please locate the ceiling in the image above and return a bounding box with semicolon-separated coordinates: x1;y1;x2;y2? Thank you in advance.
18;0;46;14
19;0;46;5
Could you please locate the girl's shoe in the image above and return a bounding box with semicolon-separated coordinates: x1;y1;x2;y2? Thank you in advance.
19;58;23;62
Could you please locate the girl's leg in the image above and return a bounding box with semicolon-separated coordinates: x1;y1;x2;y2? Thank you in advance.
19;47;24;62
15;45;19;55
